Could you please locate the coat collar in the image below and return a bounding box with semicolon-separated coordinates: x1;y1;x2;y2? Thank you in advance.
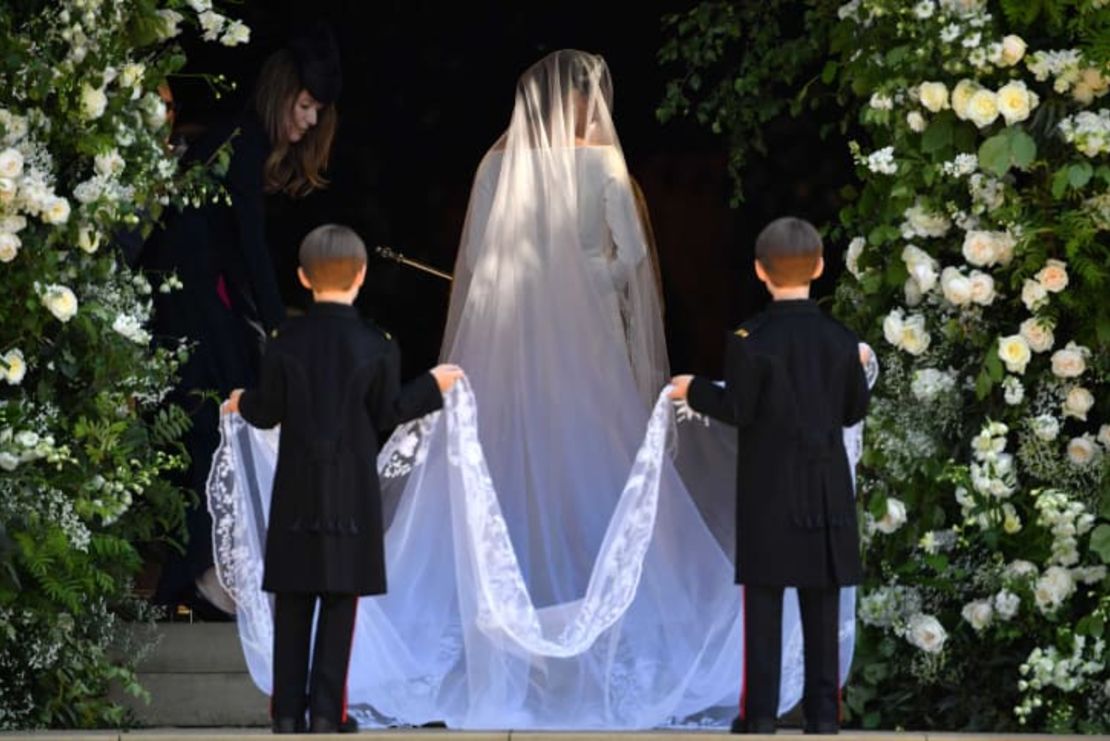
765;298;820;314
308;301;359;318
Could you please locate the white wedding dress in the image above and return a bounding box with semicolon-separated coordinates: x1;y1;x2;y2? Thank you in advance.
208;50;875;730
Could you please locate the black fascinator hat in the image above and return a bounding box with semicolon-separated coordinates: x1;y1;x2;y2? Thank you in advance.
288;22;342;105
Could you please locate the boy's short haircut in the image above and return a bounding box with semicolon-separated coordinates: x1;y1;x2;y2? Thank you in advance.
754;217;823;287
299;224;368;291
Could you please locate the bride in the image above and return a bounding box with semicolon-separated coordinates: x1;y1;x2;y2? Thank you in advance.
210;49;864;730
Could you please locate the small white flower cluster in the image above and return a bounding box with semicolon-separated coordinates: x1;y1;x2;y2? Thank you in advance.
967;421;1019;509
918;527;958;554
865;145;898;175
911;367;957;402
1027;50;1109;104
1016;636;1106;723
942;153;978;178
1034;490;1096;568
859;584;923;630
1059;109;1110;158
186;0;250;46
968;173;1005;212
0;426;63;474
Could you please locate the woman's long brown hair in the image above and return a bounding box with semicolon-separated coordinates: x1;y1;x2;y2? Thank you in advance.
253;49;337;198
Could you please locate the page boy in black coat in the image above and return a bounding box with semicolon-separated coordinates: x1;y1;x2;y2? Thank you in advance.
225;224;463;733
670;217;871;735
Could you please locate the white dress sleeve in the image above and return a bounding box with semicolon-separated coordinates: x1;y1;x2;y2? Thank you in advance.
600;149;646;288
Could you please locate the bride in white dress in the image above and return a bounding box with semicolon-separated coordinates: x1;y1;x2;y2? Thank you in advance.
209;49;866;730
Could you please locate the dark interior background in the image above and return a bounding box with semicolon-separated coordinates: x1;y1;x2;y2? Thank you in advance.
172;0;853;378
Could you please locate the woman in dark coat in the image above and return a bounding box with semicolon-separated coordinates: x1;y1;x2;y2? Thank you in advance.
145;24;342;613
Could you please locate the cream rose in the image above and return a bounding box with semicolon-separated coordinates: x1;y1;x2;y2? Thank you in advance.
999;34;1027;66
998;334;1032;374
907;110;927;133
940;266;972;306
1034;566;1076;613
2;348;25;385
1051;342;1088;378
1019;317;1054;353
77;225;100;254
1021;279;1048;311
42;196;70;225
0;177;16;205
1099;424;1110;450
0;232;19;263
1067;436;1101;467
0;148;24;179
41;284;78;322
80;84;108;120
968;270;995;305
906;613;947;654
875;497;907;534
918;81;950;113
961;230;998;267
846;236;865;279
966;89;1000;128
952;79;981;120
1036;258;1068;293
997;80;1038;125
1062;386;1095;421
961;600;993;631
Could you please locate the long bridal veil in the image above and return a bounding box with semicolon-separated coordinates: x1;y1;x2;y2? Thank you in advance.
209;50;875;729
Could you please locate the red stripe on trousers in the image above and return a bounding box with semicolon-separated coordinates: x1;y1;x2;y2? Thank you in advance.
341;599;358;723
738;585;748;720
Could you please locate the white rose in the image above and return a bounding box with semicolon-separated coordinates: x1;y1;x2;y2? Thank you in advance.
952;79;981;120
0;452;17;471
41;284;78;322
2;348;26;385
1019;318;1055;353
902;244;939;292
883;310;905;348
997;80;1038;125
1036;259;1068;293
1006;559;1038;580
918;81;950;113
1034;566;1076;613
1021;279;1049;311
187;0;212;10
999;35;1027;66
846;237;865;279
119;63;145;91
198;10;226;42
968;270;995;305
994;590;1020;620
875;497;907;534
901;316;932;356
80;84;108;120
907;110;927;133
1098;424;1110;450
1;215;26;234
41;196;70;225
0;147;24;179
94;149;125;178
1031;414;1060;442
77;225;100;254
1051;342;1088;378
156;9;184;39
998;334;1032;374
906;613;948;654
0;177;16;205
220;19;251;47
961;599;994;631
1063;386;1095;421
961;230;998;267
14;430;37;449
966;89;1000;128
941;266;973;306
142;94;168;130
0;232;19;263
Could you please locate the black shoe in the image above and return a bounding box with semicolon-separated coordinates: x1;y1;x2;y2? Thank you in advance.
804;721;839;734
731;715;776;734
272;717;306;734
421;721;448;728
310;716;359;734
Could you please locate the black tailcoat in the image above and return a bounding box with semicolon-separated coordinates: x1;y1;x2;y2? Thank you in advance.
239;302;442;595
688;299;870;588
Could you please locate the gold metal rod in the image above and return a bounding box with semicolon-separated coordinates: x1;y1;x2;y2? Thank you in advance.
374;246;453;282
